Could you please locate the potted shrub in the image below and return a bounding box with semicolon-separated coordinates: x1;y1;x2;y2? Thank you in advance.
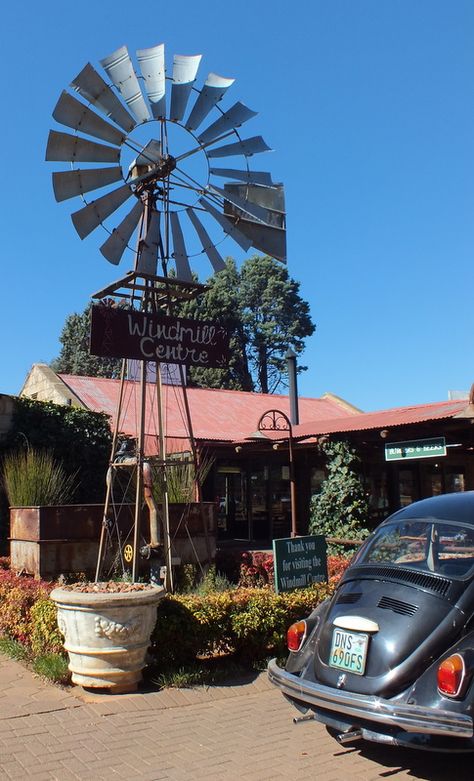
50;580;165;692
3;447;105;580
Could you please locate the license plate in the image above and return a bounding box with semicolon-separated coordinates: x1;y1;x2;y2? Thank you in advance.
329;628;369;675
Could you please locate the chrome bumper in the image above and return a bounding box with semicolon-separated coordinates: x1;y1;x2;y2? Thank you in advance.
268;659;473;739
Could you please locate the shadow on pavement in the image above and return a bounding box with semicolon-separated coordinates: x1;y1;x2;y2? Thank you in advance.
346;741;473;779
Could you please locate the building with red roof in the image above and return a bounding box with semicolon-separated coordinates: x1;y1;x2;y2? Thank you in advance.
19;364;474;542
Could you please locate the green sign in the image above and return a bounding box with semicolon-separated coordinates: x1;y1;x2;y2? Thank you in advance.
385;437;446;462
272;535;327;593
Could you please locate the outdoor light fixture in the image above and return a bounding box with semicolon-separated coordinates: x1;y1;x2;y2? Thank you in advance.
380;430;389;439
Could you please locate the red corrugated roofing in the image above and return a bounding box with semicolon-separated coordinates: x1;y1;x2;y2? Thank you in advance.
58;375;356;444
292;399;470;439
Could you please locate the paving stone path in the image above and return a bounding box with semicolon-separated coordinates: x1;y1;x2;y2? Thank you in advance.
0;654;472;780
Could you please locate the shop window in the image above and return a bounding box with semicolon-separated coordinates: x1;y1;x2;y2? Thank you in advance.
446;469;465;493
430;465;443;496
399;469;417;507
366;472;389;513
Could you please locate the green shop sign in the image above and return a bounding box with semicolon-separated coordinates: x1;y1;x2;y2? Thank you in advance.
272;535;328;594
385;437;446;462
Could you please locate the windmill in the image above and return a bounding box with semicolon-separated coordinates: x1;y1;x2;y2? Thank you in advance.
46;43;287;586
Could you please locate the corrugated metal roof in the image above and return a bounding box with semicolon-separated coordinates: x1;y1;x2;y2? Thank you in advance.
292;399;471;439
58;375;356;444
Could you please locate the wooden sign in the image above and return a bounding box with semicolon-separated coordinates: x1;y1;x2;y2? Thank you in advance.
90;305;229;369
272;535;328;593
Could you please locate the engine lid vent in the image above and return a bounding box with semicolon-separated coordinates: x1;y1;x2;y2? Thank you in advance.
378;595;419;616
336;592;362;605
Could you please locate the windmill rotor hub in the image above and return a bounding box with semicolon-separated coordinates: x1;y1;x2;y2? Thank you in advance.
130;153;176;183
155;153;176;179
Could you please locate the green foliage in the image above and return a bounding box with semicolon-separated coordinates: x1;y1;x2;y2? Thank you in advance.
193;565;235;595
150;582;335;667
179;256;315;393
309;440;370;555
0;569;51;646
29;598;64;656
151;658;259;689
0;397;112;504
2;448;78;506
51;302;122;378
31;653;70;685
0;636;30;661
151;451;214;504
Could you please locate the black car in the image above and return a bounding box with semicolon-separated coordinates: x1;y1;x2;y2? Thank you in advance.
268;492;474;751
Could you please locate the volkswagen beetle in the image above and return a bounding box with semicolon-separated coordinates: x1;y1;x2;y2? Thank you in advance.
268;492;474;751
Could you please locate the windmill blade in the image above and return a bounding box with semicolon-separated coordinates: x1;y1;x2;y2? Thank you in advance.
186;208;225;274
170;212;193;281
45;130;120;163
100;200;144;265
71;183;133;239
137;44;166;120
71;63;136;133
52;166;123;202
208;184;272;225
52;91;125;146
137;209;160;275
198;102;257;145
199;197;252;251
233;219;286;262
186;72;234;131
100;46;150;123
207;136;272;158
170;54;202;122
210;167;274;186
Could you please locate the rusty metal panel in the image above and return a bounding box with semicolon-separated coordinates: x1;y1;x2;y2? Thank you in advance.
10;505;103;542
10;503;216;578
166;502;216;537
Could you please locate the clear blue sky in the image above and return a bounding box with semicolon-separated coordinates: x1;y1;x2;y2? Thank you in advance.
0;0;472;411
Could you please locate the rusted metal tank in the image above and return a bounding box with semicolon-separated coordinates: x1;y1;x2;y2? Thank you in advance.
10;503;216;580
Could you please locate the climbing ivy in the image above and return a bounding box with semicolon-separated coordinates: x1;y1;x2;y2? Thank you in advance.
309;440;369;555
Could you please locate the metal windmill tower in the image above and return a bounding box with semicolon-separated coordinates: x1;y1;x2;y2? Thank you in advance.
46;43;287;586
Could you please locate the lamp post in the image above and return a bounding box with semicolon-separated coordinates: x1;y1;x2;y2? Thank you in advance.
257;409;298;538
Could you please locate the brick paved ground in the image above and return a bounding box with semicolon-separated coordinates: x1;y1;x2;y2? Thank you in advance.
0;653;472;780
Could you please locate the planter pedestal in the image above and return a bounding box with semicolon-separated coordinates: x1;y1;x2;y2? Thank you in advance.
50;586;165;692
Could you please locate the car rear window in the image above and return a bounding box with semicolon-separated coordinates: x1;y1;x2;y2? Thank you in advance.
356;520;474;578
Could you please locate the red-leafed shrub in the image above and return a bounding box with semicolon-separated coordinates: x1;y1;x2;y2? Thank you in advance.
238;551;352;589
327;555;352;583
238;551;275;588
0;569;54;646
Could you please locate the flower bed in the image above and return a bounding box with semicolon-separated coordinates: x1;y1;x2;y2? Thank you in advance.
0;553;352;682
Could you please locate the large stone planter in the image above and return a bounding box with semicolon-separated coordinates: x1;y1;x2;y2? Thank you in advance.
50;584;165;693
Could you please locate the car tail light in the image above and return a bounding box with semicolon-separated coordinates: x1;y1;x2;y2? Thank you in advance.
437;653;466;697
287;620;307;652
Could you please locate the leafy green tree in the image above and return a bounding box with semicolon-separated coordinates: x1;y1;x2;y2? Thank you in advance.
182;256;315;393
309;440;369;555
51;303;121;378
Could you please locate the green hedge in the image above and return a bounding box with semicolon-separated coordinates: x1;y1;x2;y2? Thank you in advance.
151;583;335;666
